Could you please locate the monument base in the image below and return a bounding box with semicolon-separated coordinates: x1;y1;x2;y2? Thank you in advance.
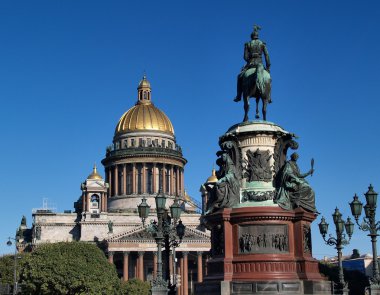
195;280;333;295
199;207;332;294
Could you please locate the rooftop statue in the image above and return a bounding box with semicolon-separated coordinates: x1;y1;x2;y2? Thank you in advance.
234;25;272;121
274;153;316;212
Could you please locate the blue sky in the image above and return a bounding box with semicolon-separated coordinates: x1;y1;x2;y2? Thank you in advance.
0;1;380;258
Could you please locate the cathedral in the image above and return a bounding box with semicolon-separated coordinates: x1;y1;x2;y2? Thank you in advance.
17;76;211;294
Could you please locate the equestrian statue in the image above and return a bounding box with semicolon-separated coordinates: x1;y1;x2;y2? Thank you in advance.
234;25;272;121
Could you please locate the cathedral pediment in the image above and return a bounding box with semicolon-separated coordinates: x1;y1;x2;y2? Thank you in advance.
107;225;210;243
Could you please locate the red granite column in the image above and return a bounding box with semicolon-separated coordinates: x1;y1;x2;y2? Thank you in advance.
103;193;107;212
142;163;146;194
170;165;174;195
181;169;185;195
177;262;182;295
162;165;166;193
108;251;114;264
152;163;156;193
169;251;174;284
114;165;118;196
123;251;129;281
132;163;136;194
108;167;112;196
197;251;203;282
180;255;184;295
183;252;189;295
176;167;180;196
138;251;144;280
123;164;127;195
153;251;157;279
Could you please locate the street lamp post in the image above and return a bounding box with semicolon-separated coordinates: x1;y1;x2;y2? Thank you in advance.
6;236;18;295
319;208;354;295
138;190;185;295
349;184;380;293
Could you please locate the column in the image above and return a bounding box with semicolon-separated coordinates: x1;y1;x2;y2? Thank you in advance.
123;251;129;281
82;193;86;213
161;164;166;192
114;165;118;196
132;163;136;194
108;251;114;264
142;163;146;194
101;193;105;212
153;251;158;279
183;252;189;295
86;194;90;212
176;167;180;196
180;255;184;295
197;252;203;282
134;256;138;279
177;262;182;295
152;163;156;193
138;251;144;280
108;168;112;196
205;255;209;276
181;169;184;197
169;251;174;284
123;164;127;195
170;165;174;195
103;193;108;212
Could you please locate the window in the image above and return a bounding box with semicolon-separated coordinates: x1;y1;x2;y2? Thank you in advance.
161;140;165;148
90;194;99;208
147;138;152;147
131;139;135;147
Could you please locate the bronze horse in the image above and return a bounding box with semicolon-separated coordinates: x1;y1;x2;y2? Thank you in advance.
242;67;272;122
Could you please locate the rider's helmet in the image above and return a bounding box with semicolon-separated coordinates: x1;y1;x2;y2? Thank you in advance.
251;25;261;40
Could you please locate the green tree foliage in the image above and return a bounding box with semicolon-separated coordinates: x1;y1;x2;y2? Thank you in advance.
0;253;27;286
120;279;150;295
20;242;121;295
319;262;369;295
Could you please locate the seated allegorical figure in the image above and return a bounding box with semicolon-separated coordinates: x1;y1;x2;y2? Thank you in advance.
274;152;316;212
205;151;240;214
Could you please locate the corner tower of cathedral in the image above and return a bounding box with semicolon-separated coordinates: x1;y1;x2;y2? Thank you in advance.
101;76;189;212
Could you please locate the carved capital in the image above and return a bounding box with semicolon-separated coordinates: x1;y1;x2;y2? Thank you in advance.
123;251;130;257
138;251;145;257
108;251;114;256
182;251;189;257
197;251;203;256
153;251;158;256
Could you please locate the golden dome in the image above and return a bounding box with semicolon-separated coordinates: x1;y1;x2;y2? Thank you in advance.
115;76;174;135
138;75;151;88
88;164;103;180
206;169;218;183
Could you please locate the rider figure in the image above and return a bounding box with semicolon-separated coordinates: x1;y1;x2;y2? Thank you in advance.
234;25;271;103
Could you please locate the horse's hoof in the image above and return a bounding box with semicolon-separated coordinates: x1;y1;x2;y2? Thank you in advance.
255;114;260;119
243;117;248;122
233;97;241;102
